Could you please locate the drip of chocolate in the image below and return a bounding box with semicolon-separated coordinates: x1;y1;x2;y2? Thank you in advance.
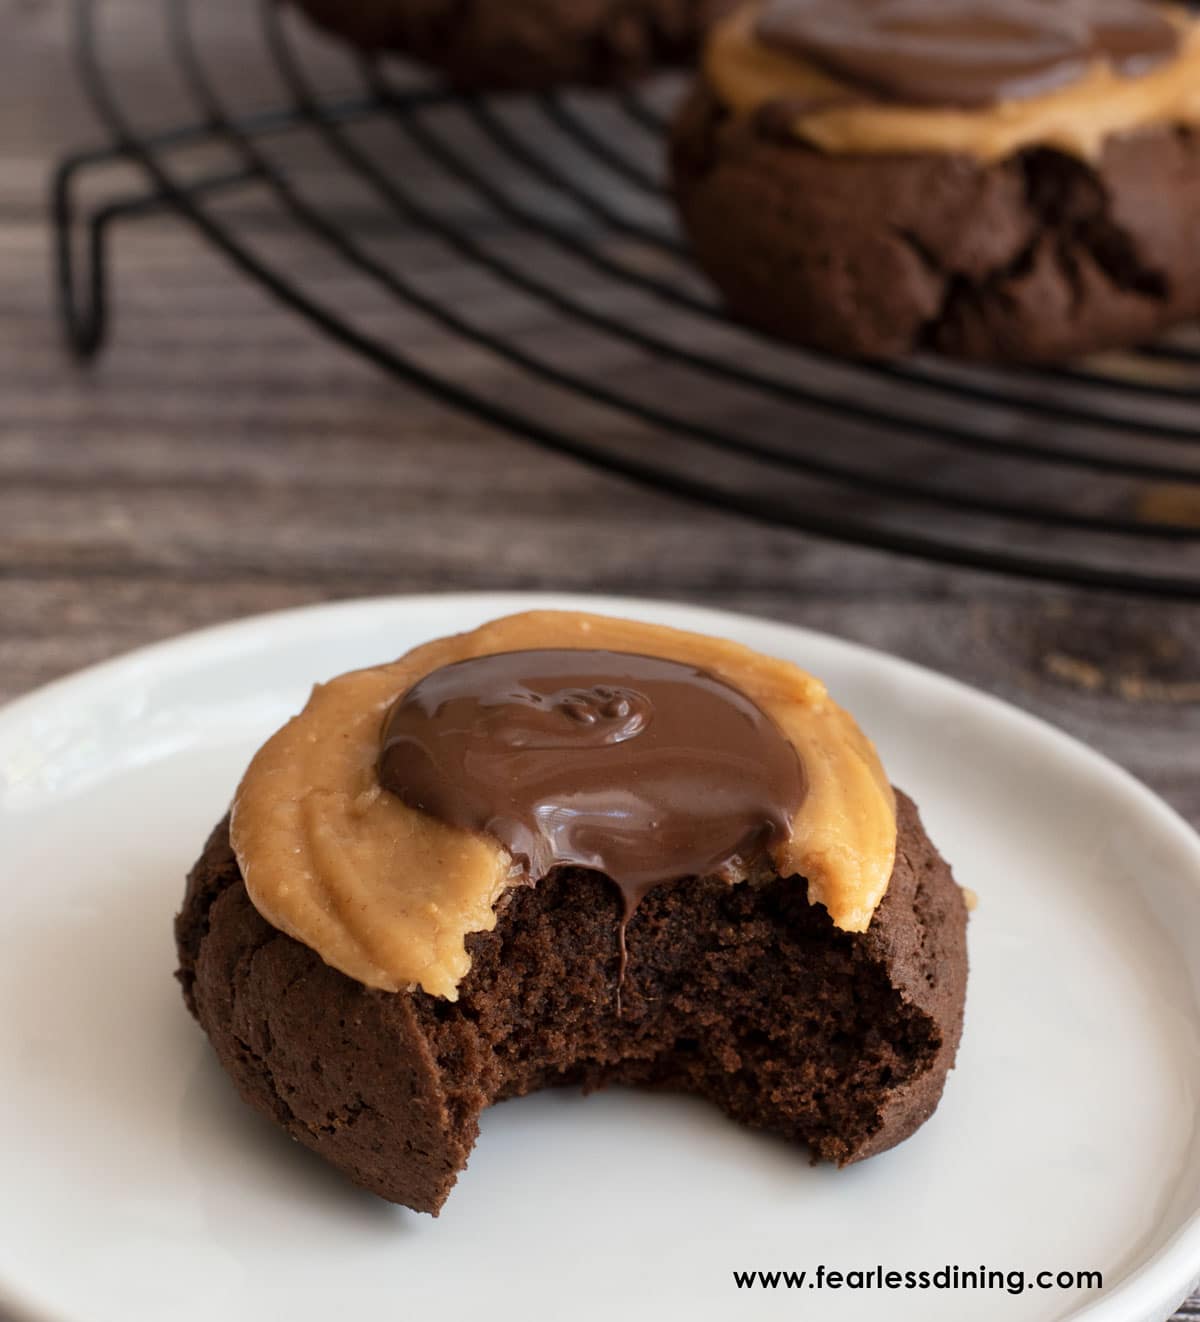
379;649;806;998
755;0;1182;108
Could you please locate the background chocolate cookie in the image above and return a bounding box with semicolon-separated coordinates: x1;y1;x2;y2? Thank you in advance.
671;0;1200;363
671;89;1200;362
291;0;736;88
177;792;968;1213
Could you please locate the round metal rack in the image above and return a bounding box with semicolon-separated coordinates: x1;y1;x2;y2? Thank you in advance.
54;0;1200;597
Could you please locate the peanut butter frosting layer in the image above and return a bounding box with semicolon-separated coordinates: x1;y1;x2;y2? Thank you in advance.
230;611;897;998
706;2;1200;161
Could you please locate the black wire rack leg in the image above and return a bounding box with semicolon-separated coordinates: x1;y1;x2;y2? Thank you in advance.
52;144;266;360
51;150;127;359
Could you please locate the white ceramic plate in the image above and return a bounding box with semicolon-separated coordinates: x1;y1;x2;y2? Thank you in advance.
3;593;1199;1322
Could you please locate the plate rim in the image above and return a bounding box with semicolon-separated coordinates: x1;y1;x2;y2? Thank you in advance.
2;589;1199;1322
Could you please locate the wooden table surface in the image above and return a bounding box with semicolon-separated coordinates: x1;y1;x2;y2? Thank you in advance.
4;2;1199;1317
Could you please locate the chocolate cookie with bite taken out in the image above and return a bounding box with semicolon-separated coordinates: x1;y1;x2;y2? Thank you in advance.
176;612;969;1213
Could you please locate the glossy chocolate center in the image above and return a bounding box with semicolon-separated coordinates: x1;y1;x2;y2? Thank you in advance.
379;649;806;923
755;0;1181;108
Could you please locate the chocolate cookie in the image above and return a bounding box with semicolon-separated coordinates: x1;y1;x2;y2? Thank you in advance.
672;92;1200;361
290;0;736;89
176;791;967;1213
670;1;1200;362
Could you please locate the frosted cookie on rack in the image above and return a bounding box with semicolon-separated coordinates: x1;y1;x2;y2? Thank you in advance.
669;0;1200;362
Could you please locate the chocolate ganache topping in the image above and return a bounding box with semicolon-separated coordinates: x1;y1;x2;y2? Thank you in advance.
379;649;807;924
755;0;1182;108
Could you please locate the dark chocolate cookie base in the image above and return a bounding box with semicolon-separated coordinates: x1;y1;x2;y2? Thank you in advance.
290;0;734;89
670;86;1200;363
176;791;967;1214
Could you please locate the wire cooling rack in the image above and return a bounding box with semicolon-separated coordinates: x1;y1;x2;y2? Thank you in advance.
54;0;1200;597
